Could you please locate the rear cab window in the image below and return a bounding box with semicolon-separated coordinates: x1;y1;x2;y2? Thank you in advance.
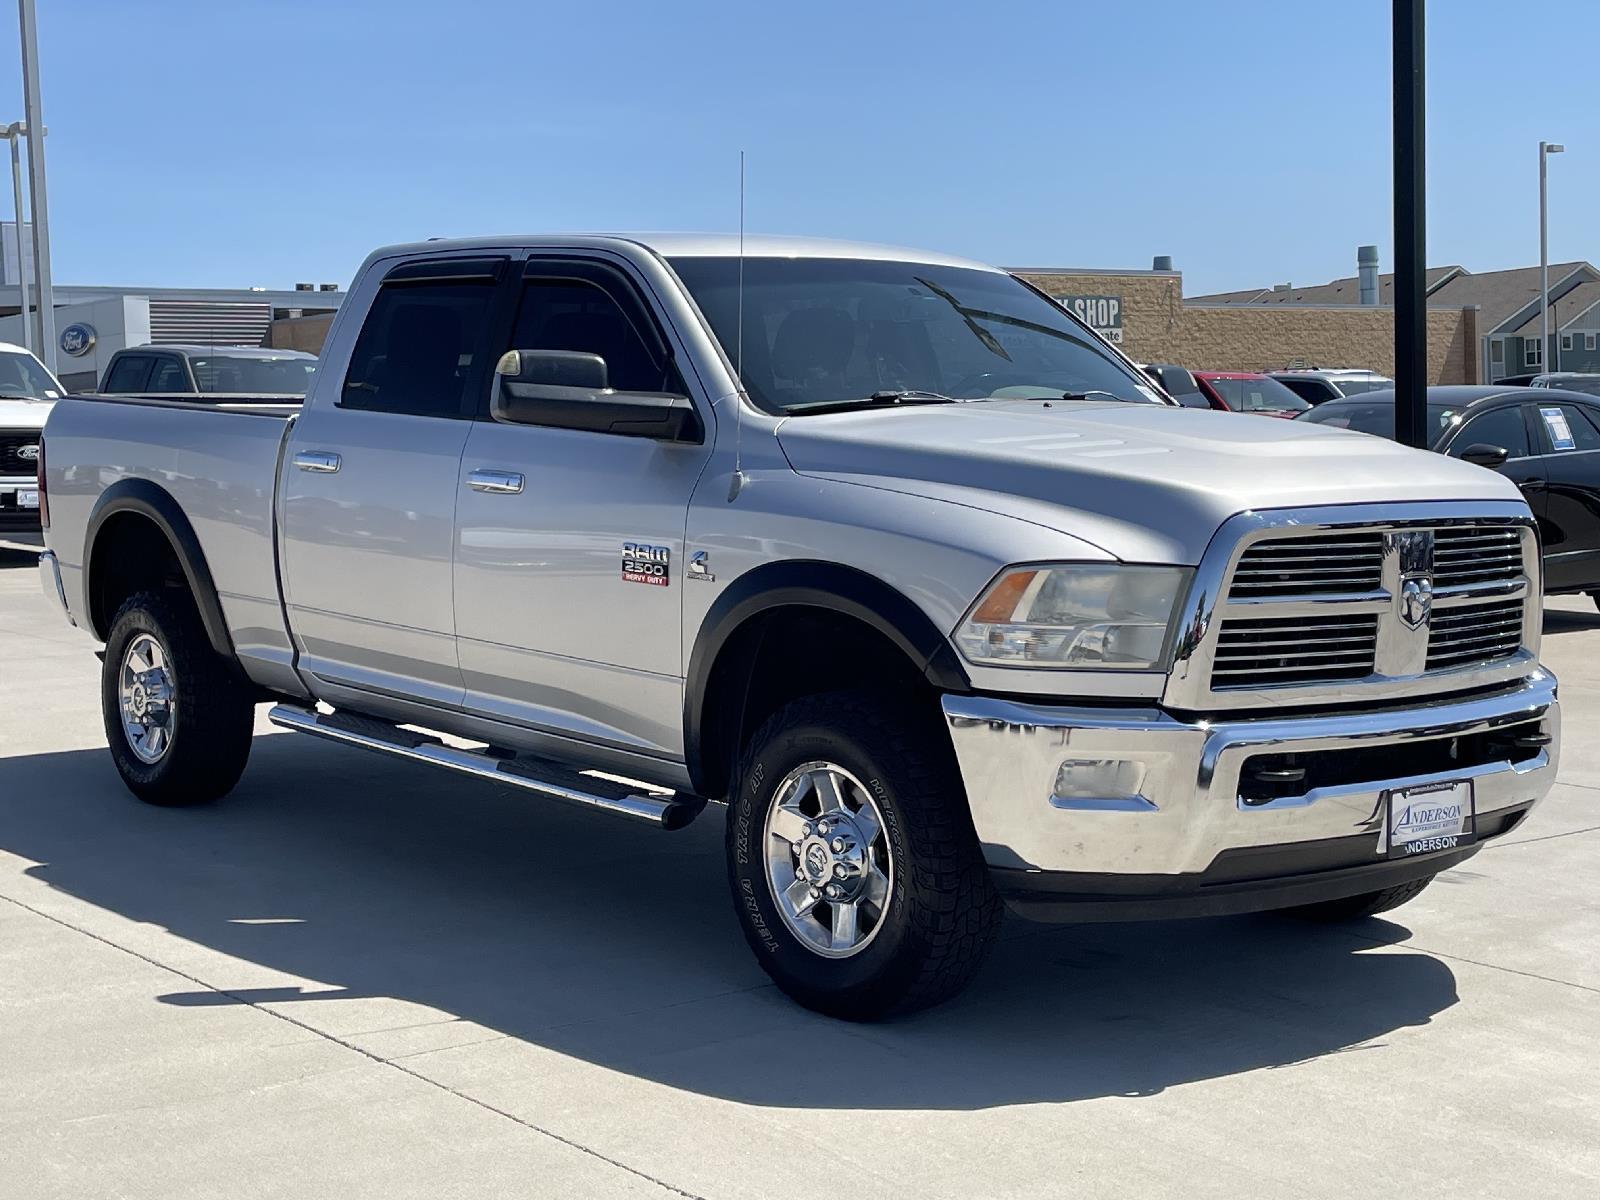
103;354;154;393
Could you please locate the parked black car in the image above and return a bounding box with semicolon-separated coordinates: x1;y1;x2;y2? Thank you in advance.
1297;385;1600;597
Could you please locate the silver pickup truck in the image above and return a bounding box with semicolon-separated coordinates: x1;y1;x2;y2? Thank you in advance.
37;234;1560;1019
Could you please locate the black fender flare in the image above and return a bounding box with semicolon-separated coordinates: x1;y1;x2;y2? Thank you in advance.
682;560;971;797
83;478;236;659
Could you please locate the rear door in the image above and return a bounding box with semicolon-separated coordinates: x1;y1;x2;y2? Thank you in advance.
1528;402;1600;590
451;254;715;759
279;256;509;707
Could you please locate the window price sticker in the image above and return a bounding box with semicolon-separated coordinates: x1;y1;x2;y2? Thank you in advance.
1540;406;1576;451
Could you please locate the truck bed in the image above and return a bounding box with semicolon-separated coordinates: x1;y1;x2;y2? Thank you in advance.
44;394;297;686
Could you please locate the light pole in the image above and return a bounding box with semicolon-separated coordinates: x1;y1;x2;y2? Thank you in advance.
1540;140;1564;374
16;0;56;372
2;120;33;354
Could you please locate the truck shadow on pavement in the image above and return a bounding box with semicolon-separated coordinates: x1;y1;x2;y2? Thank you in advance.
0;734;1459;1110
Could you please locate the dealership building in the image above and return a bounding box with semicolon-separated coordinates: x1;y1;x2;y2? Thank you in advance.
1;222;343;390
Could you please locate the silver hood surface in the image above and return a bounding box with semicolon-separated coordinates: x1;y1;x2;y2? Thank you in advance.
776;400;1526;564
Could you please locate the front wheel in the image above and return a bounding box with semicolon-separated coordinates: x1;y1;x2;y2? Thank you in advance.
726;692;1001;1020
101;591;255;806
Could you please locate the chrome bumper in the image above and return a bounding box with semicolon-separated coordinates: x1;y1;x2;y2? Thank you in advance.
943;670;1559;877
38;550;73;626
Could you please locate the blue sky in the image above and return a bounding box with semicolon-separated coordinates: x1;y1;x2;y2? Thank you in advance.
8;0;1597;295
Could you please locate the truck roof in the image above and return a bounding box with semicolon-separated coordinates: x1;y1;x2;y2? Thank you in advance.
364;233;1001;272
122;344;317;360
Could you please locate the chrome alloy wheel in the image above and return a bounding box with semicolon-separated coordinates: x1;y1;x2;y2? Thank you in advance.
119;633;176;764
763;761;894;959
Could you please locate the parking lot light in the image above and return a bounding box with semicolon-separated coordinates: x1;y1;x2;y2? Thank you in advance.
1541;141;1565;372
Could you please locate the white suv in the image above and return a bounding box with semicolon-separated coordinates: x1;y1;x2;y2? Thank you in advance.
1269;368;1394;405
0;340;63;546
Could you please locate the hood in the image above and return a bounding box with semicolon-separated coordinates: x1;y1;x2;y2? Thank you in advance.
776;400;1525;563
0;396;54;431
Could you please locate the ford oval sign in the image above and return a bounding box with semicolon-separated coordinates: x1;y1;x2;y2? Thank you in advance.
60;323;97;357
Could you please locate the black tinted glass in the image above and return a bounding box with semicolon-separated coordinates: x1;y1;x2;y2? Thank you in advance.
669;257;1155;412
1298;401;1462;444
509;279;678;394
189;355;317;395
1455;407;1529;458
342;282;493;417
103;355;153;393
147;359;188;393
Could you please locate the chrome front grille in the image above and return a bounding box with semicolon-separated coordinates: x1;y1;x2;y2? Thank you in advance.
1433;527;1523;589
1427;598;1524;670
1212;613;1378;688
1165;504;1540;711
1227;532;1383;598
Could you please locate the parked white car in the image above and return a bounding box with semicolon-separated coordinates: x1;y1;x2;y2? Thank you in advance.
0;340;62;546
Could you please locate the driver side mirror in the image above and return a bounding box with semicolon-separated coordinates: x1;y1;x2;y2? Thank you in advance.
492;349;702;443
1459;443;1510;468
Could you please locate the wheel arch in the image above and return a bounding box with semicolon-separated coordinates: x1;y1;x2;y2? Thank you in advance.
83;479;235;660
683;561;970;799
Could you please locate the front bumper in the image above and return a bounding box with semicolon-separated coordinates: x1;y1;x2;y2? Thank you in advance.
943;671;1559;915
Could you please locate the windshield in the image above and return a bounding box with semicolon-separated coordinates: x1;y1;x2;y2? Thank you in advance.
668;257;1160;412
1551;376;1600;397
1297;400;1462;445
1205;375;1309;413
0;348;63;399
188;354;317;395
1331;378;1393;396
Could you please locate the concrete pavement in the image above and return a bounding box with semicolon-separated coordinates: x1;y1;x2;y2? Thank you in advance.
1;549;1596;1199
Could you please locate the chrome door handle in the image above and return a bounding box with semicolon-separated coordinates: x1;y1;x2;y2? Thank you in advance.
468;468;524;494
293;450;341;474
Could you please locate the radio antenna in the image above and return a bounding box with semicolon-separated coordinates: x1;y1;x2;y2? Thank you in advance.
728;148;749;501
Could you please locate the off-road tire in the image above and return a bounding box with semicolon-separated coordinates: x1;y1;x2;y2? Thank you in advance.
1286;874;1435;922
101;590;254;806
726;691;1002;1020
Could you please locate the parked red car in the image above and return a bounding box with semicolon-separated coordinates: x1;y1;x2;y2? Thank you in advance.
1193;371;1311;418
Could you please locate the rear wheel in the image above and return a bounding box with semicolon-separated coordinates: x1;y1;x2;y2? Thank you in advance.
1286;874;1435;922
101;591;254;806
726;691;1001;1020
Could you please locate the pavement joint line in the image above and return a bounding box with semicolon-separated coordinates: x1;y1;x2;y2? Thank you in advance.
1497;822;1600;848
1336;926;1600;996
0;890;709;1200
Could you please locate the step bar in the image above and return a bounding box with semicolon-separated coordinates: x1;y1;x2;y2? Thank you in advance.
267;704;705;830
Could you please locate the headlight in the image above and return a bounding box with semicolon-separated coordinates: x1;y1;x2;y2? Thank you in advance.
954;564;1190;670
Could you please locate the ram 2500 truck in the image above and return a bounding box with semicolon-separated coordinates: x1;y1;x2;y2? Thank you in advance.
37;235;1560;1019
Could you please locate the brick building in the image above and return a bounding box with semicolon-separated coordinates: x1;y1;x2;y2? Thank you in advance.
1013;263;1479;383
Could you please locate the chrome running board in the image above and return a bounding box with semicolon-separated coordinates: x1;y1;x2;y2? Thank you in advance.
267;703;704;830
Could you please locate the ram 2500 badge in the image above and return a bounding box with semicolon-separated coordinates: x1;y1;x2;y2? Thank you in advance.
37;235;1558;1019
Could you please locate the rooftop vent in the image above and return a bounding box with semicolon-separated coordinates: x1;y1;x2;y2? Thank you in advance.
1153;254;1174;272
294;282;314;291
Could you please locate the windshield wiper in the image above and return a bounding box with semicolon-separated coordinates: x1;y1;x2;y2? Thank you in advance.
1057;390;1126;403
787;390;962;416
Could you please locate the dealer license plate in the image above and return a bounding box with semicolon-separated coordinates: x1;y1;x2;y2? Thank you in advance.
1384;780;1474;858
17;489;38;509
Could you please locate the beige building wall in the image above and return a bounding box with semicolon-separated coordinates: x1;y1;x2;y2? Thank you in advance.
1018;270;1478;384
265;312;335;354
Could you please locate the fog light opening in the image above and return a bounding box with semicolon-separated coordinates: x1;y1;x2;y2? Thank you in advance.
1052;759;1147;804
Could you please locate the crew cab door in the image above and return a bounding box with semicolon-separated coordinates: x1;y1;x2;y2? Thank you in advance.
279;256;507;707
452;255;714;759
1527;401;1600;590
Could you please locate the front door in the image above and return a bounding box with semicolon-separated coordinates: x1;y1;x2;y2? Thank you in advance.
452;256;715;760
1528;402;1600;590
280;257;506;707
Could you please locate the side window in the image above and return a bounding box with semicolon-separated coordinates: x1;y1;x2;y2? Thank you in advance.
147;358;189;393
1538;405;1600;452
341;280;496;418
102;355;153;393
1453;407;1530;459
507;272;682;395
